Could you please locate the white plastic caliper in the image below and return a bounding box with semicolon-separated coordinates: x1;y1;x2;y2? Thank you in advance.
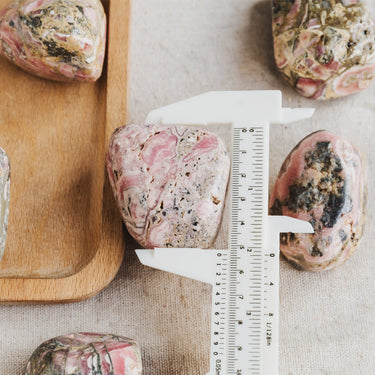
136;91;314;375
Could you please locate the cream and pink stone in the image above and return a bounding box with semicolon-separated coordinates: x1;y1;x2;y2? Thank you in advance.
273;0;375;99
0;0;106;82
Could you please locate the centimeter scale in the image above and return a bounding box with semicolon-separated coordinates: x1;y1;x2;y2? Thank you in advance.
136;91;315;375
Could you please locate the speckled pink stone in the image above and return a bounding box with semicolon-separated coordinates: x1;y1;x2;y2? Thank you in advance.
106;124;230;249
0;0;106;82
24;333;142;375
270;130;366;271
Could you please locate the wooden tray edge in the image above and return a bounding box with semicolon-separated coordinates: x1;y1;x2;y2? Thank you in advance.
0;0;130;303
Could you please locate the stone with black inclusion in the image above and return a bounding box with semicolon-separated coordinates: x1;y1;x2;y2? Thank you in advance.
270;130;366;271
0;0;106;81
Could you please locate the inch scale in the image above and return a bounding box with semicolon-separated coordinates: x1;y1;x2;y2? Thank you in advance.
136;91;314;375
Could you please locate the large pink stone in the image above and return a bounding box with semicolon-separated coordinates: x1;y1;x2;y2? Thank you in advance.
270;131;366;271
106;124;230;249
24;333;142;374
0;0;106;82
273;0;375;99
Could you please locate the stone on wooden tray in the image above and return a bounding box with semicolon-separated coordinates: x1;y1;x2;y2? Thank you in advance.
106;124;230;249
272;0;375;99
0;147;10;264
0;0;106;82
24;333;142;375
270;130;366;271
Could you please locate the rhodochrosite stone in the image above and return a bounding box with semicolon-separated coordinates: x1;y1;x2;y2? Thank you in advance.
24;333;142;375
273;0;375;99
0;0;106;82
107;124;230;249
270;131;366;271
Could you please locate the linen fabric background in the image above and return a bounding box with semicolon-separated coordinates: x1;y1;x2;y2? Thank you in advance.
0;0;374;374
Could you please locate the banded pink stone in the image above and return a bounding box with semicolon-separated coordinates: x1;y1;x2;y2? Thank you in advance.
0;0;106;82
24;333;142;375
272;0;375;99
270;131;366;271
106;124;230;249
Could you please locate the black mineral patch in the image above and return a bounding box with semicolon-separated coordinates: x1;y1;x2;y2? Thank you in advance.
305;142;342;172
30;16;42;28
287;182;323;212
43;40;77;62
321;191;345;228
282;141;346;228
311;246;323;257
270;198;283;215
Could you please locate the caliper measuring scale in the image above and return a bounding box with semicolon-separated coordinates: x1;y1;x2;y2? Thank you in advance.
136;91;314;375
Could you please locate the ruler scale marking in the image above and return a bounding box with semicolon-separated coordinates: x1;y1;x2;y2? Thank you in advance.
222;123;266;375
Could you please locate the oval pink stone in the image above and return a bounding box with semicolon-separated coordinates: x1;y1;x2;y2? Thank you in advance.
24;333;142;375
106;124;230;249
0;0;106;82
270;131;366;271
272;0;375;99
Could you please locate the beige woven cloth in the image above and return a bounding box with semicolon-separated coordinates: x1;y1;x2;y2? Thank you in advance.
1;0;375;374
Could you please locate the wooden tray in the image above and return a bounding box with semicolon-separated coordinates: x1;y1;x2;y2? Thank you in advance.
0;0;129;302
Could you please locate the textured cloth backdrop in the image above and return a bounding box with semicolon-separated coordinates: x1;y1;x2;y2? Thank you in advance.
0;0;375;374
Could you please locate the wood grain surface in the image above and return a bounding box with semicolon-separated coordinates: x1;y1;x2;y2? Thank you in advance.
0;0;129;302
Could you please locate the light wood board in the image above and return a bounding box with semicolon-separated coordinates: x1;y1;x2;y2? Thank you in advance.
0;0;129;302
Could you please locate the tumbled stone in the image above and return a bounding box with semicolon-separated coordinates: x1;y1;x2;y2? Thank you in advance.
0;147;10;264
107;124;230;249
24;333;142;375
0;0;106;82
272;0;375;99
270;131;366;271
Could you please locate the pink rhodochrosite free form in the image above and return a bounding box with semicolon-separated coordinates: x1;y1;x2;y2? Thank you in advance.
270;131;366;271
107;124;230;249
24;333;142;375
272;0;375;99
0;0;106;82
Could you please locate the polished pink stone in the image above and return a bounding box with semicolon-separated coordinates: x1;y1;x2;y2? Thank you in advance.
24;333;142;375
273;0;375;99
270;131;366;271
0;0;106;82
106;124;230;249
